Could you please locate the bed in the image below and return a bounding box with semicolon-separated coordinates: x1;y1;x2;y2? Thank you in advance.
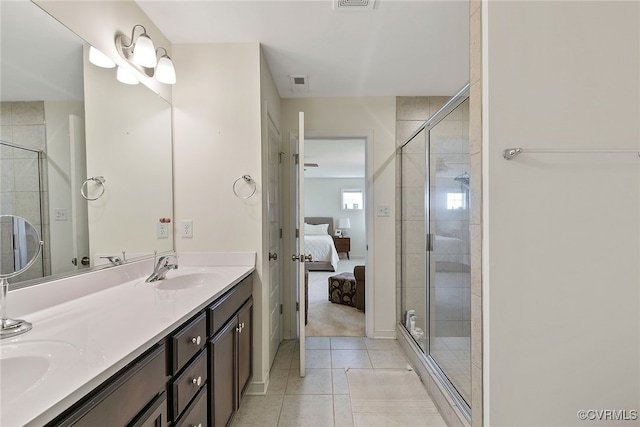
304;217;340;272
435;235;470;271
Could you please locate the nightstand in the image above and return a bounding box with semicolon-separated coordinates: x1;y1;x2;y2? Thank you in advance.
333;236;351;259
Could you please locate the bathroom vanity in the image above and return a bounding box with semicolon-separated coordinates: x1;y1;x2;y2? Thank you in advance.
0;252;255;427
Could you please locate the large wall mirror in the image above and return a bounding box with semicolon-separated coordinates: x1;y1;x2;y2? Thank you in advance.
0;1;173;288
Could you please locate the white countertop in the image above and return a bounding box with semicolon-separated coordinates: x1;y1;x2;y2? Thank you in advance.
0;252;255;427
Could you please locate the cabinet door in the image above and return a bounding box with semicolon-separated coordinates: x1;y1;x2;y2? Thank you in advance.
209;319;236;427
237;298;253;401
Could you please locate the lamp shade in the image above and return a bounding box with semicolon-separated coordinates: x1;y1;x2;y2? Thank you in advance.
132;33;157;68
338;218;351;229
116;66;139;85
89;46;115;68
156;55;176;84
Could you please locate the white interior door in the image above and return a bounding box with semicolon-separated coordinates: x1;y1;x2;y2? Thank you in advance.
267;110;283;367
295;112;306;377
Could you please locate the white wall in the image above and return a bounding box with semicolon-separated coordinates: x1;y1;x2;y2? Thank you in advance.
304;177;366;258
281;97;396;339
485;2;640;425
172;43;273;390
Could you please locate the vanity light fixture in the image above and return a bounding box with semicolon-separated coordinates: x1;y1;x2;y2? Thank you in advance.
116;66;139;85
155;47;176;84
118;24;156;67
89;46;115;68
114;25;176;85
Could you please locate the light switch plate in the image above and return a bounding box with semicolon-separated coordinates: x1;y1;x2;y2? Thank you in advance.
377;204;391;217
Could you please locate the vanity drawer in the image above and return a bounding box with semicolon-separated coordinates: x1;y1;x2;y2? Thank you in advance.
53;344;166;427
170;313;207;374
174;388;208;427
170;350;208;420
208;275;252;336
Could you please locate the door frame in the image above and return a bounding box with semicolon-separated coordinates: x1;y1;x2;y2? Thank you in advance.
286;130;374;338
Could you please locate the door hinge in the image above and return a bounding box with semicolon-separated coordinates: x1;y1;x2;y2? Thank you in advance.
296;302;300;311
280;304;283;314
294;154;299;164
279;152;284;164
295;229;299;238
280;228;283;239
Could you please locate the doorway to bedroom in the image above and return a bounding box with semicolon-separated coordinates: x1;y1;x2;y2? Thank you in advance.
304;137;366;337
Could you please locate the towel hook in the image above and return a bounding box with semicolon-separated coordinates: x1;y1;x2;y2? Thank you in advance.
81;176;106;201
233;174;257;199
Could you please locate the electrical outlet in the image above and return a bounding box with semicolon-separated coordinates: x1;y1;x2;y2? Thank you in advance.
181;220;193;238
157;222;169;239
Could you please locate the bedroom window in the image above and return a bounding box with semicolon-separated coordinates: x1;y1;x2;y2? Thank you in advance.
446;192;465;210
342;189;363;210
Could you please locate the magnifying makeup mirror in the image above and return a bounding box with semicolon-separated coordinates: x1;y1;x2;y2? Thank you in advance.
0;215;44;338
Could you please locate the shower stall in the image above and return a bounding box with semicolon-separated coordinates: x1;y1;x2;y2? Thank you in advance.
399;85;471;419
0;141;47;281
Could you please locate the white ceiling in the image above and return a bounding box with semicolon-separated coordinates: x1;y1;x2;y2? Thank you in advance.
304;138;365;178
136;0;470;98
137;0;470;176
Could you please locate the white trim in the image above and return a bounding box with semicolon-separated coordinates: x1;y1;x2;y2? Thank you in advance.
482;0;490;424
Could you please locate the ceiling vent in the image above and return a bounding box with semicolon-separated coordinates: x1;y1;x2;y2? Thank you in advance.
334;0;376;11
289;74;309;93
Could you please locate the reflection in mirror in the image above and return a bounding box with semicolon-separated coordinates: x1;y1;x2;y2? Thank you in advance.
1;2;173;289
1;215;43;338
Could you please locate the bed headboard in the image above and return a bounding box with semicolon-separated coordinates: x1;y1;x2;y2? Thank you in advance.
304;217;334;236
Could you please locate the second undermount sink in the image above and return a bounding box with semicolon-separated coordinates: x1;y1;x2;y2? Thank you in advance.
154;272;221;290
0;340;79;402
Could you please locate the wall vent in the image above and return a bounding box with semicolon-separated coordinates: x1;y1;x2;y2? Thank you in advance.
334;0;376;11
289;74;309;93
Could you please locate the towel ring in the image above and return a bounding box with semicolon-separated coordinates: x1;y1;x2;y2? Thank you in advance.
233;175;256;199
81;176;106;201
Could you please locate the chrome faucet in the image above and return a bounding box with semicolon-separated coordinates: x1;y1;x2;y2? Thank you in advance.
146;255;178;282
100;255;123;266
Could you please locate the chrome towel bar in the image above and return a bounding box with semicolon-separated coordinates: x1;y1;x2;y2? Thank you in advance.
503;147;640;160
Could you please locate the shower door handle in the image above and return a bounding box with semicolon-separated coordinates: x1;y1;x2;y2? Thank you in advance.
426;234;435;252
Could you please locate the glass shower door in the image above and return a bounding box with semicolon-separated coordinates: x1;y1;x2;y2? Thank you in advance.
428;97;471;406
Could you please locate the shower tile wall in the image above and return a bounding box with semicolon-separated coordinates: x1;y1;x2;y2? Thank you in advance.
0;101;50;280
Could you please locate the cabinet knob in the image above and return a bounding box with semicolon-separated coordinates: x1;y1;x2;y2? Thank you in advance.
191;336;201;345
192;376;202;386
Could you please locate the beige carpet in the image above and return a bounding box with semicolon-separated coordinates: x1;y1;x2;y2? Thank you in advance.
347;370;447;426
306;259;365;337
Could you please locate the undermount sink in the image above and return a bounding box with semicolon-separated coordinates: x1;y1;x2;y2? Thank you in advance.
154;272;220;290
0;340;79;402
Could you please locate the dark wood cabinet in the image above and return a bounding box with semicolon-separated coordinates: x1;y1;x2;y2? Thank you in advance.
46;273;253;427
333;237;351;259
209;296;253;427
49;344;167;427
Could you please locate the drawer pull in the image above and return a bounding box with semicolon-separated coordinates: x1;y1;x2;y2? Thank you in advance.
191;336;201;345
191;424;202;427
191;376;202;386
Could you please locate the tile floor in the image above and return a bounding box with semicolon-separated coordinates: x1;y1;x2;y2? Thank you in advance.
231;337;447;426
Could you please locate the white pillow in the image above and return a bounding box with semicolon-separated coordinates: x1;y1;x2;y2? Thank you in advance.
304;223;329;235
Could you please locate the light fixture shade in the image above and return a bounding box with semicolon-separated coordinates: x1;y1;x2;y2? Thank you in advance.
132;34;157;68
156;55;176;84
89;46;115;68
116;66;139;85
338;218;351;229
